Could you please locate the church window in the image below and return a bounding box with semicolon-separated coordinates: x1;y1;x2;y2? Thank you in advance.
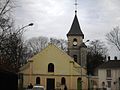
36;77;40;84
73;55;77;62
61;77;66;85
73;38;77;42
48;63;54;72
73;38;77;46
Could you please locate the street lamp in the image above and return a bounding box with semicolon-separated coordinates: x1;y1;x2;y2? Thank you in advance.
88;74;92;90
16;23;34;69
17;23;34;89
16;23;34;34
28;23;34;26
80;39;89;66
80;39;89;89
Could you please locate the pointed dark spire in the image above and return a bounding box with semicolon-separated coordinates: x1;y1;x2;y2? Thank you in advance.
67;14;84;38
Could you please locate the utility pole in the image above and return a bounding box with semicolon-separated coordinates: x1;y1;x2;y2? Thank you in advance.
80;40;89;89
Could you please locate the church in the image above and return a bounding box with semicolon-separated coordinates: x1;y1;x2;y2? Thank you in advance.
19;11;88;90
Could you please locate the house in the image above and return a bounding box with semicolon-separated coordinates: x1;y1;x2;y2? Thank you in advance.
98;56;120;90
19;44;88;90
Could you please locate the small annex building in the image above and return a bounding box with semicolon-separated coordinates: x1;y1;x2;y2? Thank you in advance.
19;44;88;90
98;56;120;90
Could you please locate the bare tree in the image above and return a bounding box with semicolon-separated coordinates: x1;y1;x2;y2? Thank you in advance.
24;36;48;57
50;37;67;51
106;26;120;51
24;37;67;61
0;0;31;72
88;40;108;56
87;40;108;75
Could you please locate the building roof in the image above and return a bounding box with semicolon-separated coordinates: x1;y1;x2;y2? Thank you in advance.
67;14;84;38
98;60;120;69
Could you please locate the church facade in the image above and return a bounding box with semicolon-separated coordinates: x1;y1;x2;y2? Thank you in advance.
19;44;88;90
19;11;88;90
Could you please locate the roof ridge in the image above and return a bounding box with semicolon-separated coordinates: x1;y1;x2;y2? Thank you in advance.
98;60;120;68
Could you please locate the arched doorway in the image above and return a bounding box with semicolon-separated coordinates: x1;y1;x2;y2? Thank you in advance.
61;77;66;85
36;77;40;84
77;78;82;90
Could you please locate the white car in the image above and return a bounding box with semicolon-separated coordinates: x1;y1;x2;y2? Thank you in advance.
32;85;45;90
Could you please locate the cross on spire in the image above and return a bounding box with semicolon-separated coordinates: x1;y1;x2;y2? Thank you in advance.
74;0;78;14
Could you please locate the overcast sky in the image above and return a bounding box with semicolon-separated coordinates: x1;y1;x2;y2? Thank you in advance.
14;0;120;59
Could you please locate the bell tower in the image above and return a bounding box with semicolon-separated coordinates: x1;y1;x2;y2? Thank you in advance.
67;10;87;67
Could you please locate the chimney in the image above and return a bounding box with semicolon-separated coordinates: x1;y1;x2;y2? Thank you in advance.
108;56;110;61
114;56;117;60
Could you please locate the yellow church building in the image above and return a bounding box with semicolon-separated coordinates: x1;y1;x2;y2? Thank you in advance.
19;10;89;90
19;44;88;90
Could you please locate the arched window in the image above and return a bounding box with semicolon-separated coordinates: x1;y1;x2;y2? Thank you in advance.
36;77;40;84
61;77;66;85
73;38;77;46
73;55;77;62
48;63;54;72
77;78;82;90
78;78;82;81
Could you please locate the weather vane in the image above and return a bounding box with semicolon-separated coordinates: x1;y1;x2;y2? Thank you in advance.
74;0;78;14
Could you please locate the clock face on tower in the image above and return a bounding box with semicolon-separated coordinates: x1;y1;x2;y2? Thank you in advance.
73;41;77;46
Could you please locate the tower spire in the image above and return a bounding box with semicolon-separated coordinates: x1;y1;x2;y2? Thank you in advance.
75;0;78;14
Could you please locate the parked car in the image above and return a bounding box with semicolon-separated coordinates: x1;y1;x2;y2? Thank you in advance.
32;85;45;90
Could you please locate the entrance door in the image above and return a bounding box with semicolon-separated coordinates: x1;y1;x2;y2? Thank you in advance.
47;78;55;90
77;78;82;90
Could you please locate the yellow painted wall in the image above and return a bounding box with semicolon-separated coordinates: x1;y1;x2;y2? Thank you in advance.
19;44;88;89
21;74;88;90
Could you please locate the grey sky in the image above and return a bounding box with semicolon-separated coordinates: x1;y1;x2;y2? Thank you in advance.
14;0;120;59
